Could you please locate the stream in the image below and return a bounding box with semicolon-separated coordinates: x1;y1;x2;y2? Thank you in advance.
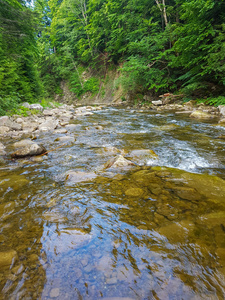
1;107;225;299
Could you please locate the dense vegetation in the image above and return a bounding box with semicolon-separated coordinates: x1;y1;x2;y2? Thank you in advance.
1;0;225;113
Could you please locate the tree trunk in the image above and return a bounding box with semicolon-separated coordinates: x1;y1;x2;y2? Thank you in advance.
155;0;168;29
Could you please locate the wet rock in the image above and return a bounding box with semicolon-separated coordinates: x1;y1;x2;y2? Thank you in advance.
157;221;195;244
11;143;46;158
54;136;74;142
152;166;225;202
0;249;17;268
128;149;158;165
189;110;212;120
0;174;29;192
131;170;160;187
104;155;135;169
172;186;202;201
65;170;97;183
125;188;144;197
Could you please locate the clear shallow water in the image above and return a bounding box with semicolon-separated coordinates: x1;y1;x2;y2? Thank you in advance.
1;107;225;299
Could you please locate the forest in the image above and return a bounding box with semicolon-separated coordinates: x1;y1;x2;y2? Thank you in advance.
1;0;225;114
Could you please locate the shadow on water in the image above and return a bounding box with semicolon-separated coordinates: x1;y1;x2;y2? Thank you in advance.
1;108;225;299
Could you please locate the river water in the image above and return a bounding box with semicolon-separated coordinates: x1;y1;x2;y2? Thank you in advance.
1;107;225;299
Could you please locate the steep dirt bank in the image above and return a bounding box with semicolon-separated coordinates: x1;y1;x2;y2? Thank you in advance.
57;68;124;106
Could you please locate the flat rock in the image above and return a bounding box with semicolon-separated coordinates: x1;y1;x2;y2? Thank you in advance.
13;139;35;148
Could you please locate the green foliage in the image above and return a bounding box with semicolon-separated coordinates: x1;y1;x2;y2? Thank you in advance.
0;93;21;116
8;106;40;117
69;71;100;97
197;96;225;107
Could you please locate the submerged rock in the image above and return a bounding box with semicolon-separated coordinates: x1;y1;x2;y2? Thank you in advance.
152;166;225;202
125;187;144;197
11;143;46;158
65;170;97;183
128;149;158;165
0;249;17;268
104;155;135;169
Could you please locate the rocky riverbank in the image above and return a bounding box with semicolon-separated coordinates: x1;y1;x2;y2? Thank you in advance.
1;99;225;159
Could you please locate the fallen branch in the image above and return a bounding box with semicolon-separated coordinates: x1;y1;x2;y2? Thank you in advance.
38;143;67;156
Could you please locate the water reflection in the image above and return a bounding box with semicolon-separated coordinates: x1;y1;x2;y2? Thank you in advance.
1;108;225;299
0;170;46;299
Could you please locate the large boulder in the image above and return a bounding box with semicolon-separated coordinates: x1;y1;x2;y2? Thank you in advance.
11;142;46;158
189;110;213;120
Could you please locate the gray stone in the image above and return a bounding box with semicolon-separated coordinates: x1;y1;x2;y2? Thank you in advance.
0;116;9;126
11;143;46;158
218;105;225;116
0;126;10;135
39;119;58;131
29;103;43;111
21;102;30;109
13;139;35;148
104;155;135;169
152;100;163;106
43;109;54;116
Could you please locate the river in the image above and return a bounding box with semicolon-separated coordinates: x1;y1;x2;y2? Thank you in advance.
1;107;225;299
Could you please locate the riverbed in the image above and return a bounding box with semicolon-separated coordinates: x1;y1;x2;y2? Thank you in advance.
1;107;225;299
